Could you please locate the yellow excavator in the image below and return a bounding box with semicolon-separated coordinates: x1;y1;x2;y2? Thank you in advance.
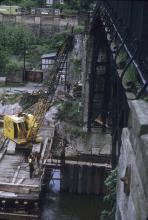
3;34;74;147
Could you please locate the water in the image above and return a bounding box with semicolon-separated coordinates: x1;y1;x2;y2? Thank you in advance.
41;169;103;220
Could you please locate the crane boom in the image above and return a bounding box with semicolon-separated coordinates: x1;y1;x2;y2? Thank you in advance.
3;33;74;145
26;33;74;142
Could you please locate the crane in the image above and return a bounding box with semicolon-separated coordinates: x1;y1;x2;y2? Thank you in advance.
3;33;74;147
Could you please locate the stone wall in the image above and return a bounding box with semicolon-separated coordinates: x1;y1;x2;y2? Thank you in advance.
0;14;78;38
116;100;148;220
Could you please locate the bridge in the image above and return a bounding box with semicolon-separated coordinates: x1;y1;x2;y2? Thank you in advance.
82;1;148;219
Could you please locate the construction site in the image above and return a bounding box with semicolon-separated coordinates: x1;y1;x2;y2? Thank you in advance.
0;1;148;220
0;22;111;219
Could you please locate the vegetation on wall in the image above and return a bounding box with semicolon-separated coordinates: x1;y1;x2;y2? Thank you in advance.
58;100;83;126
116;50;127;69
70;57;81;75
116;50;141;93
123;63;141;91
100;167;118;220
73;25;85;34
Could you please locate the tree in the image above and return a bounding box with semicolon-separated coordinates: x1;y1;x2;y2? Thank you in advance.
0;0;42;7
0;24;36;74
64;0;96;11
18;0;42;8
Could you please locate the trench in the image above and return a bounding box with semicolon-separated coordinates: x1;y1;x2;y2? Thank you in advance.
40;169;104;220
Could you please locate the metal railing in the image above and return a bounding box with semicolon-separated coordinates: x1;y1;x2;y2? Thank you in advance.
98;1;148;99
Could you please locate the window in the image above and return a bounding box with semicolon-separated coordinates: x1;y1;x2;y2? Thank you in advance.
46;0;53;5
60;0;64;4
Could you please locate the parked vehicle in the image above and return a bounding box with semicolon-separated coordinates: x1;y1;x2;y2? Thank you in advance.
0;5;21;15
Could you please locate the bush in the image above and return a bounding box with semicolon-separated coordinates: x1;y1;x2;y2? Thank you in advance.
6;60;23;73
71;57;81;75
58;101;82;126
100;167;118;220
74;25;85;34
116;50;127;69
123;63;142;93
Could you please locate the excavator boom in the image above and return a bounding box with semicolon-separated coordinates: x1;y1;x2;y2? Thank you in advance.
3;33;74;145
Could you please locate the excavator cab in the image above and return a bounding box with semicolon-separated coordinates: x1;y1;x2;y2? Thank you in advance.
3;113;38;145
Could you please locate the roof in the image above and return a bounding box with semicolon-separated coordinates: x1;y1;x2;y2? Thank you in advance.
6;115;24;123
41;52;57;59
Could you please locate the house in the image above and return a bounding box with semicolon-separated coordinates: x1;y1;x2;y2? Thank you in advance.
41;52;57;70
41;52;67;82
45;0;64;6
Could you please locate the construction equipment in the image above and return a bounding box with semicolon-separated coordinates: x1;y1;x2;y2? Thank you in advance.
3;34;74;146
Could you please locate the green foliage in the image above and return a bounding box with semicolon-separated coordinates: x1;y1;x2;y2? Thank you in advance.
65;127;85;138
62;8;77;15
58;101;82;126
19;0;42;7
144;96;148;102
19;92;40;109
2;93;23;105
0;25;34;53
5;60;23;73
1;0;42;7
49;31;71;49
0;46;8;75
71;57;81;75
73;25;85;34
0;24;36;73
116;50;127;69
124;63;138;83
64;0;96;11
116;50;141;93
52;3;64;10
123;63;142;92
100;167;118;220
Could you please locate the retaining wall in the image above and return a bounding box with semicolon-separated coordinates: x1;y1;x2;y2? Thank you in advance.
116;100;148;220
0;14;78;38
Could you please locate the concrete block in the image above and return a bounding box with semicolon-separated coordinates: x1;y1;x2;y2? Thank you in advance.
128;100;148;136
7;140;16;154
16;15;21;23
0;77;6;86
35;16;40;25
0;14;3;22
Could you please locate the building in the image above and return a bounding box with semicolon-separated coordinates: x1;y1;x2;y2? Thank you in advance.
45;0;64;6
41;52;57;70
41;52;67;82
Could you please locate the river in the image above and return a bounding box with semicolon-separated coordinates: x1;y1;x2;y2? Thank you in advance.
40;169;103;220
